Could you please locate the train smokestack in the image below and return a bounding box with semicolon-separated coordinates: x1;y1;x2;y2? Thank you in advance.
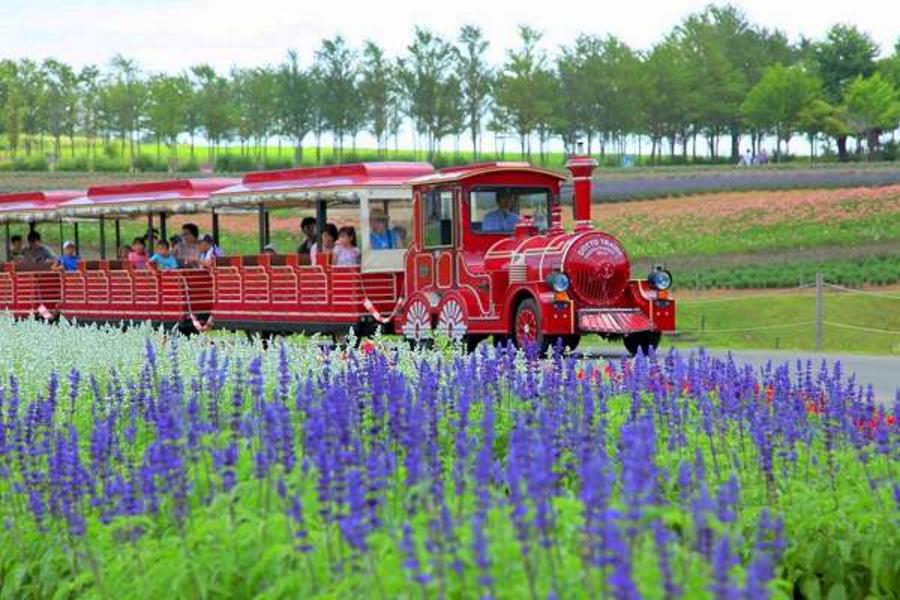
565;145;597;229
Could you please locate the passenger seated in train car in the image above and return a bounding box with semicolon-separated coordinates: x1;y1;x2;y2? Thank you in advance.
297;217;317;254
168;235;182;260
9;235;24;262
117;244;130;261
263;244;278;256
480;190;520;233
52;241;81;272
127;237;149;269
149;240;179;270
198;234;223;268
310;223;338;265
177;223;201;267
20;231;56;267
333;226;360;266
391;225;408;249
369;209;395;249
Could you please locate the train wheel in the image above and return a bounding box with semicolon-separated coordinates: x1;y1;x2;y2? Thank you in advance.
514;298;548;355
624;331;661;356
436;297;468;342
401;297;432;344
561;335;582;352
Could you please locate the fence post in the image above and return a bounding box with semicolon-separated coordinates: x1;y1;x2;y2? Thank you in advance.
815;272;824;352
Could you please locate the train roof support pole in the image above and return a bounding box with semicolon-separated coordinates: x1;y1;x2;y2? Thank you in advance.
159;212;167;243
147;214;154;244
316;199;327;236
264;210;271;246
358;190;371;259
99;216;106;260
257;204;266;254
114;219;121;253
58;218;64;254
4;222;10;262
73;222;80;255
211;209;220;246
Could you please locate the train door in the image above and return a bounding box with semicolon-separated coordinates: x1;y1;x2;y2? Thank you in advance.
413;187;457;293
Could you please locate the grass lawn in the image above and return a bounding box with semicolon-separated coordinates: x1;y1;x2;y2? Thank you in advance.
659;288;900;355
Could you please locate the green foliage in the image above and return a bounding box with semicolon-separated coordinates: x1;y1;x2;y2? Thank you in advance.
742;64;822;153
842;73;900;150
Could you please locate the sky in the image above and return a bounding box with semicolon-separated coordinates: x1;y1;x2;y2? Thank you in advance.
1;0;897;156
1;0;898;73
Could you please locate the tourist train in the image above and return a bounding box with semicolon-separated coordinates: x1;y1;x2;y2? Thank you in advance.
0;157;675;354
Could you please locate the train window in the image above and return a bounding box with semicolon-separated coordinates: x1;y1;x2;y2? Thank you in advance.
368;200;412;251
470;187;550;234
423;190;454;248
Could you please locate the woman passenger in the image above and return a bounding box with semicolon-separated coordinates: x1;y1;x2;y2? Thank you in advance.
310;223;338;265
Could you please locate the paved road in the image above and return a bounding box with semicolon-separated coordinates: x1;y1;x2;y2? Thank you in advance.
581;347;899;405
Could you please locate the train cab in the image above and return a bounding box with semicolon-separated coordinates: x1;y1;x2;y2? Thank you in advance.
396;158;676;354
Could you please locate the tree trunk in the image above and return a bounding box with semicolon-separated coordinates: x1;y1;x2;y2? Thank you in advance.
730;131;740;162
837;136;848;161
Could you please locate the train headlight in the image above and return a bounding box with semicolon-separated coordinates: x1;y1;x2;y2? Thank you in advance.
648;267;672;291
548;272;570;292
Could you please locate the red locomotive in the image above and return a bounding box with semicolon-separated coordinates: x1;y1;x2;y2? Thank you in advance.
0;157;675;354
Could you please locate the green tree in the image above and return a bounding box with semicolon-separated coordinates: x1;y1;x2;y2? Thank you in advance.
146;74;191;165
741;64;821;159
495;26;549;159
315;36;358;159
814;24;879;159
397;28;461;159
232;66;277;161
78;65;102;165
42;59;79;161
359;42;394;155
456;25;492;158
640;40;692;162
103;55;146;165
0;60;23;158
191;64;235;165
843;73;900;155
276;50;314;164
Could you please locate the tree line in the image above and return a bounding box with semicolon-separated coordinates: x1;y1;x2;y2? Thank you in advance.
1;4;899;171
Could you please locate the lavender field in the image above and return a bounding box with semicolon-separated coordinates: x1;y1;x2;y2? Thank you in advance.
0;318;898;598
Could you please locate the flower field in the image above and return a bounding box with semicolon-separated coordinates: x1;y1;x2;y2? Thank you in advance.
602;186;900;259
1;318;899;598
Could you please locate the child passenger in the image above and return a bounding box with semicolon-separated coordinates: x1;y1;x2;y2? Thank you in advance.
127;238;148;269
149;240;179;270
52;241;81;272
333;226;360;266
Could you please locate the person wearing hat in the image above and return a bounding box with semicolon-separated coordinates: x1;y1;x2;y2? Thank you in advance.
263;244;278;256
198;234;223;268
52;241;80;272
369;209;395;250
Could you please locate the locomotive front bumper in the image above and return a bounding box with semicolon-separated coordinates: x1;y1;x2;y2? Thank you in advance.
576;308;656;335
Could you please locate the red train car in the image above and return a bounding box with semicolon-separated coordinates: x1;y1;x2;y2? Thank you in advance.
0;159;675;354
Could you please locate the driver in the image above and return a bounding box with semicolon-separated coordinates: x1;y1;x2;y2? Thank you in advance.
481;191;519;232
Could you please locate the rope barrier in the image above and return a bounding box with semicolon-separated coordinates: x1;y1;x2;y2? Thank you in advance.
822;321;900;335
679;285;814;304
823;283;900;300
678;321;817;334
